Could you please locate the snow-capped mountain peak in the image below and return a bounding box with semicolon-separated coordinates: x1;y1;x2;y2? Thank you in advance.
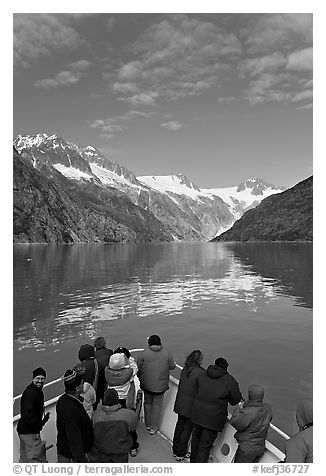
138;174;204;200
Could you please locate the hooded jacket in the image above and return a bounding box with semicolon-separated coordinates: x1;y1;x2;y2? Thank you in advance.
77;345;98;389
230;386;272;455
285;400;313;463
105;366;133;399
88;404;137;462
137;345;176;393
173;365;206;418
191;364;242;431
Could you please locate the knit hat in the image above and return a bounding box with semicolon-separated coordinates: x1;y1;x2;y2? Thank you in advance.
248;384;264;402
63;369;83;390
109;353;127;370
148;335;161;346
103;388;119;406
94;336;106;350
78;344;95;362
215;357;228;369
32;367;46;379
114;346;131;359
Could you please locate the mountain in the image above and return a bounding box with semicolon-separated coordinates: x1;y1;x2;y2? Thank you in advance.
13;147;173;244
202;178;286;221
13;133;287;243
213;176;312;242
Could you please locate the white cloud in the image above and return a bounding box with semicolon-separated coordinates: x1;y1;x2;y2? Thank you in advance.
243;13;312;55
291;90;313;103
34;60;91;89
286;48;313;72
14;13;82;68
89;109;155;138
112;14;242;105
160;121;183;131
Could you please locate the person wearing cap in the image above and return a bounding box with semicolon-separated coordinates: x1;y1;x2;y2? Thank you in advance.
88;388;138;462
190;357;242;462
285;400;313;463
137;335;176;435
56;369;93;462
17;367;50;463
230;384;272;462
94;337;113;405
105;353;133;407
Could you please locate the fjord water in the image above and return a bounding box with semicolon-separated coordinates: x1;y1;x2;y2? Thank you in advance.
13;242;312;440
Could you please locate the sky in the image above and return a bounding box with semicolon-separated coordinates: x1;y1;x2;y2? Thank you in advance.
13;7;313;189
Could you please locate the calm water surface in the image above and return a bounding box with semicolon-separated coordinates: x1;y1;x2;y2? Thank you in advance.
13;242;312;441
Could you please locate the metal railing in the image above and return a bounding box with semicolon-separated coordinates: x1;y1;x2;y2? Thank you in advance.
13;348;290;440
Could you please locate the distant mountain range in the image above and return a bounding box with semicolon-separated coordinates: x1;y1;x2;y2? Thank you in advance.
213;176;312;242
13;133;290;244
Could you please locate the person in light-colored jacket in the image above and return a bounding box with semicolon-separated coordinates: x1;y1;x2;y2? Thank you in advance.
285;400;313;463
137;335;175;434
230;384;272;463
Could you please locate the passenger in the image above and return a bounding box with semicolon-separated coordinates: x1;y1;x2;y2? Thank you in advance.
94;337;113;405
172;350;205;461
105;353;133;408
56;369;93;462
285;400;313;463
88;388;138;463
190;357;242;463
230;384;272;463
137;335;176;435
17;367;50;463
113;346;140;456
114;346;138;409
77;344;99;404
74;364;97;418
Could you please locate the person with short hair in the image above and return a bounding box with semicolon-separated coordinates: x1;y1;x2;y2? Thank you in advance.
285;400;313;463
88;388;138;463
56;369;93;462
230;384;272;463
137;335;176;435
17;367;50;463
190;357;242;462
172;350;205;461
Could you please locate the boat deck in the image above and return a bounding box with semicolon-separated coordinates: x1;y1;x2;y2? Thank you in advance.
132;421;179;464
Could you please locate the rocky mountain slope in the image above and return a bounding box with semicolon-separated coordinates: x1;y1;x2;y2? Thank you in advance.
13;147;173;244
13;133;287;243
213;176;312;242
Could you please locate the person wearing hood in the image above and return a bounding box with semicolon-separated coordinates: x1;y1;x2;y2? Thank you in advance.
94;337;113;405
230;384;272;462
285;400;313;463
190;357;242;463
88;388;138;463
17;367;50;463
77;344;99;404
137;335;176;435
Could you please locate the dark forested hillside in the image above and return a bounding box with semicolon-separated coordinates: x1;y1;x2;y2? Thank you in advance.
213;176;312;242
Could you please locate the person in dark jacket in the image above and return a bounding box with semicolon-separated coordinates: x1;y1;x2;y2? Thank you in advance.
17;367;50;463
94;337;113;405
88;388;138;463
190;357;242;463
56;369;93;462
172;350;205;461
230;384;272;462
137;335;176;435
285;400;313;463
